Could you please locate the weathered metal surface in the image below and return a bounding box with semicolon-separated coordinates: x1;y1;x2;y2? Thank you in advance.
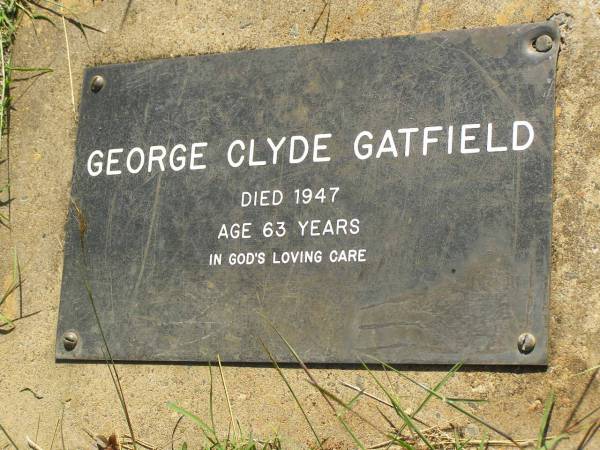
56;22;558;365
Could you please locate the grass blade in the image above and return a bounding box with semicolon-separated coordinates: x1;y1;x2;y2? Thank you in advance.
0;311;14;330
338;415;366;450
446;397;487;403
537;392;555;448
0;38;8;150
8;65;52;72
563;367;599;432
477;432;488;450
399;362;462;434
304;384;369;450
367;355;521;448
574;365;600;377
0;249;21;332
208;362;218;444
170;415;184;450
545;433;570;450
262;316;382;447
217;354;236;442
73;201;137;449
260;316;336;412
566;404;600;432
1;249;20;306
0;422;18;449
30;0;105;36
166;402;217;444
259;338;322;448
361;362;434;450
311;382;389;436
576;420;599;449
59;404;66;450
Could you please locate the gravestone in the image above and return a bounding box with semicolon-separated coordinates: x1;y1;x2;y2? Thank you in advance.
56;21;559;365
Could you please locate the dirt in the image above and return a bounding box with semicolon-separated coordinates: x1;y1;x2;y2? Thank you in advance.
0;0;598;448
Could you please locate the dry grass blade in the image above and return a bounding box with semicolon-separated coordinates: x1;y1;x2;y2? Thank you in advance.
169;416;183;450
259;338;323;448
26;435;44;450
563;367;599;432
411;363;462;418
261;316;336;413
99;347;137;450
566;404;600;433
71;199;87;247
576;420;599;449
340;381;393;408
59;404;66;450
121;434;157;449
321;0;331;42
340;382;431;429
397;362;462;436
367;356;521;448
310;0;328;33
216;355;236;442
35;413;40;442
309;0;332;42
0;248;18;294
120;0;134;29
360;362;434;450
309;380;391;438
574;365;600;377
0;422;18;449
262;317;373;448
49;415;60;450
375;405;399;433
29;0;104;36
0;37;7;157
73;201;137;450
61;15;75;115
208;362;217;440
0;249;21;331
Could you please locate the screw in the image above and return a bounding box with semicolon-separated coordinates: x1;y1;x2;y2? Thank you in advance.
533;34;553;52
90;75;105;93
517;333;536;354
63;331;78;351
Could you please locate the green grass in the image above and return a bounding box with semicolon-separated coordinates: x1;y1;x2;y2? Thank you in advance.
0;0;97;331
167;403;283;450
3;162;599;450
159;324;599;450
0;248;20;331
1;0;63;232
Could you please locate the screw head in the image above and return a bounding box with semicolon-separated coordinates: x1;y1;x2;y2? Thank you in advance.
517;332;536;354
533;34;553;52
90;75;105;93
63;331;79;351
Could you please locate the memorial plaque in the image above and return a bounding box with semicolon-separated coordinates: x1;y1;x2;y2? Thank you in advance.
56;22;559;365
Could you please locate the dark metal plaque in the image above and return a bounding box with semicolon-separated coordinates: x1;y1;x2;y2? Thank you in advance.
56;22;559;365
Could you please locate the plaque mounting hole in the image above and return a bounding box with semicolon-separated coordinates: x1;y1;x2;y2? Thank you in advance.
90;75;105;93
